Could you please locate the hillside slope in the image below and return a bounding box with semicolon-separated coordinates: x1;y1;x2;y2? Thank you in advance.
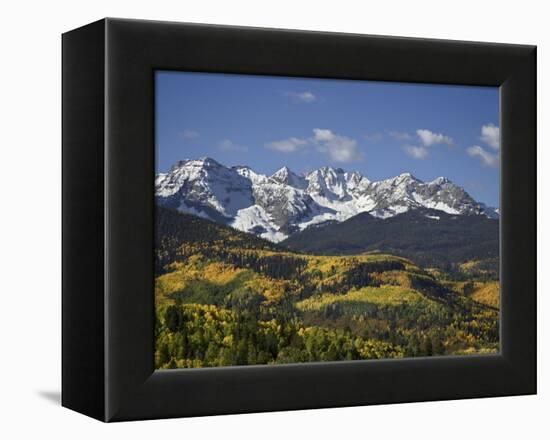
155;208;499;369
156;206;284;273
281;208;499;275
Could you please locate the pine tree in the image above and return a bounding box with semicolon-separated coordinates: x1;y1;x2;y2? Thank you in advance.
422;337;433;356
159;343;171;366
164;305;180;332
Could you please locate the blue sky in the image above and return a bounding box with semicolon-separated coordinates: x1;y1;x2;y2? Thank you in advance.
156;71;500;206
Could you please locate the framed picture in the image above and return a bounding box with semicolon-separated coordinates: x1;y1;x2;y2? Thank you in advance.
62;18;536;422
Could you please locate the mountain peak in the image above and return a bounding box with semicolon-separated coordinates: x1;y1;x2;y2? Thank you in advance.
172;157;223;171
233;165;268;185
390;172;420;184
270;166;307;189
398;172;415;179
196;156;222;167
272;165;293;177
346;170;367;184
431;176;451;185
317;165;345;174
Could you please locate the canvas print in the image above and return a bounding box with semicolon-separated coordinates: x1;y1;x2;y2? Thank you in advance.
154;72;500;369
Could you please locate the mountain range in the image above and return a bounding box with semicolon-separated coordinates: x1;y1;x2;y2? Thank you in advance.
155;157;498;243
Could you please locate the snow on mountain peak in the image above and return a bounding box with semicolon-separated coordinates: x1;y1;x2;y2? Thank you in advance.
431;176;450;185
271;166;308;190
232;165;269;185
395;172;419;183
270;166;294;182
156;158;496;242
272;165;291;176
169;157;222;172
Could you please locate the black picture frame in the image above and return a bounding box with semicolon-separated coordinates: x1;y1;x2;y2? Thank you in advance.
62;18;536;422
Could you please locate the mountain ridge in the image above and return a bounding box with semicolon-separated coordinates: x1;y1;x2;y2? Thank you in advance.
156;157;498;242
281;207;499;275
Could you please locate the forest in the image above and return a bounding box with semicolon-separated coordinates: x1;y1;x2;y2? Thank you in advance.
155;207;499;369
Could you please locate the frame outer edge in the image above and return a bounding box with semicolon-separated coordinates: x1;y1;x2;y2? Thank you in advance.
500;45;537;393
104;17;111;422
62;18;107;421
99;18;537;421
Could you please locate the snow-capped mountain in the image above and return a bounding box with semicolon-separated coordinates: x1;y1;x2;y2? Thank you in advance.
156;157;498;242
270;166;308;190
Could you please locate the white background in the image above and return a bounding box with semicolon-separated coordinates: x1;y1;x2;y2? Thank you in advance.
0;0;546;437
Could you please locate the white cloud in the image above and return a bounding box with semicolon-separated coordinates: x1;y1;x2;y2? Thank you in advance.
467;145;499;167
284;91;317;103
393;129;452;159
403;145;429;159
467;124;500;167
416;129;453;146
265;137;308;153
265;128;361;163
389;131;412;141
180;129;199;139
218;139;248;152
480;123;500;150
312;128;361;163
312;128;335;142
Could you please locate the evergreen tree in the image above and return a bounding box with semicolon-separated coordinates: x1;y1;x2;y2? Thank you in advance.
422;337;433;356
159;343;171;366
164;305;180;332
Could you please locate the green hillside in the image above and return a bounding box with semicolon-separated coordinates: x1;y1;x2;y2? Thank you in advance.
155;208;499;369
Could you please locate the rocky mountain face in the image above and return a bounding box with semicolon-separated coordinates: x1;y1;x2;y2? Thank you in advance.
155;157;497;242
